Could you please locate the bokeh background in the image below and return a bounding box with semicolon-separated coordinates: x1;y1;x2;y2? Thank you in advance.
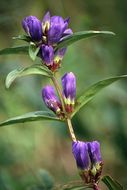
0;0;127;189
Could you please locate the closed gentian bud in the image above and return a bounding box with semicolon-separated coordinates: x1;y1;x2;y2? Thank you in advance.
72;141;103;185
42;85;62;115
48;16;69;44
72;141;90;170
62;72;76;113
22;16;42;42
88;141;102;166
87;141;102;178
40;45;54;66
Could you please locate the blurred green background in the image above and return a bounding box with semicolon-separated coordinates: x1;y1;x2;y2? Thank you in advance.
0;0;127;189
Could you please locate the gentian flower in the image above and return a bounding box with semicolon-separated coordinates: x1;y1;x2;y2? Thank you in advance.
42;12;73;45
40;45;54;66
22;16;42;42
62;72;76;113
39;46;66;71
72;141;103;184
72;141;90;170
87;141;102;166
42;85;62;115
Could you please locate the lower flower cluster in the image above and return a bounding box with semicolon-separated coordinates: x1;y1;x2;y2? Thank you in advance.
72;141;103;185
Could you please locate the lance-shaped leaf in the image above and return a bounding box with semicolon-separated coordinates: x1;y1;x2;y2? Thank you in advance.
0;111;61;127
54;181;92;190
56;30;115;51
5;64;52;88
72;75;127;117
0;46;29;55
102;175;124;190
29;42;40;61
13;35;32;42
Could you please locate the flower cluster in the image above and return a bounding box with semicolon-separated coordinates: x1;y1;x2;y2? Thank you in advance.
22;12;73;71
72;141;103;184
42;72;76;116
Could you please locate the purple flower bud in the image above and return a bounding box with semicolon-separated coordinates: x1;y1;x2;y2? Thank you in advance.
42;85;62;114
54;48;67;63
87;141;102;165
40;45;54;66
48;16;69;44
22;16;42;41
72;141;90;170
62;72;76;113
72;141;103;184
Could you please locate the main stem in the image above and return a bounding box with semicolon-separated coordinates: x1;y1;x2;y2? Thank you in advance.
66;117;76;142
51;73;76;142
52;73;66;113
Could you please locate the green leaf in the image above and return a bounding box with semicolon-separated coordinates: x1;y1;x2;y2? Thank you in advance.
5;64;52;88
56;30;115;50
12;34;32;42
0;111;61;127
0;46;29;55
102;175;124;190
29;42;40;61
72;75;127;117
54;181;92;190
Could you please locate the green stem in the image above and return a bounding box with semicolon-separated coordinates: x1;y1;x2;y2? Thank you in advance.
52;73;66;113
66;118;77;142
51;73;76;142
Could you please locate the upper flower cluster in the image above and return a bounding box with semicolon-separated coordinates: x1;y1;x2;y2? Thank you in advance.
22;12;73;71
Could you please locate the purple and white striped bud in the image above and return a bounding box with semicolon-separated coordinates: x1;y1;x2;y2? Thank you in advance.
62;72;76;113
22;16;42;42
42;11;51;34
72;141;103;184
42;85;62;115
40;45;54;66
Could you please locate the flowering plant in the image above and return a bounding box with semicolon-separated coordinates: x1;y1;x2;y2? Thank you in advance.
0;11;126;190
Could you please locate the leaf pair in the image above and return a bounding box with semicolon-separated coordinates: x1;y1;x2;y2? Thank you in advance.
0;67;127;127
0;30;115;58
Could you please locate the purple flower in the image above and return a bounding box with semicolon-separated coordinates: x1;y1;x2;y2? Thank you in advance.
42;12;73;45
72;141;90;170
40;45;54;66
42;85;62;114
22;16;42;41
62;72;76;112
87;141;102;165
72;141;103;184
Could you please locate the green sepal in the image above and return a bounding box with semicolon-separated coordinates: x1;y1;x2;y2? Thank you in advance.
12;34;32;42
29;42;40;61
